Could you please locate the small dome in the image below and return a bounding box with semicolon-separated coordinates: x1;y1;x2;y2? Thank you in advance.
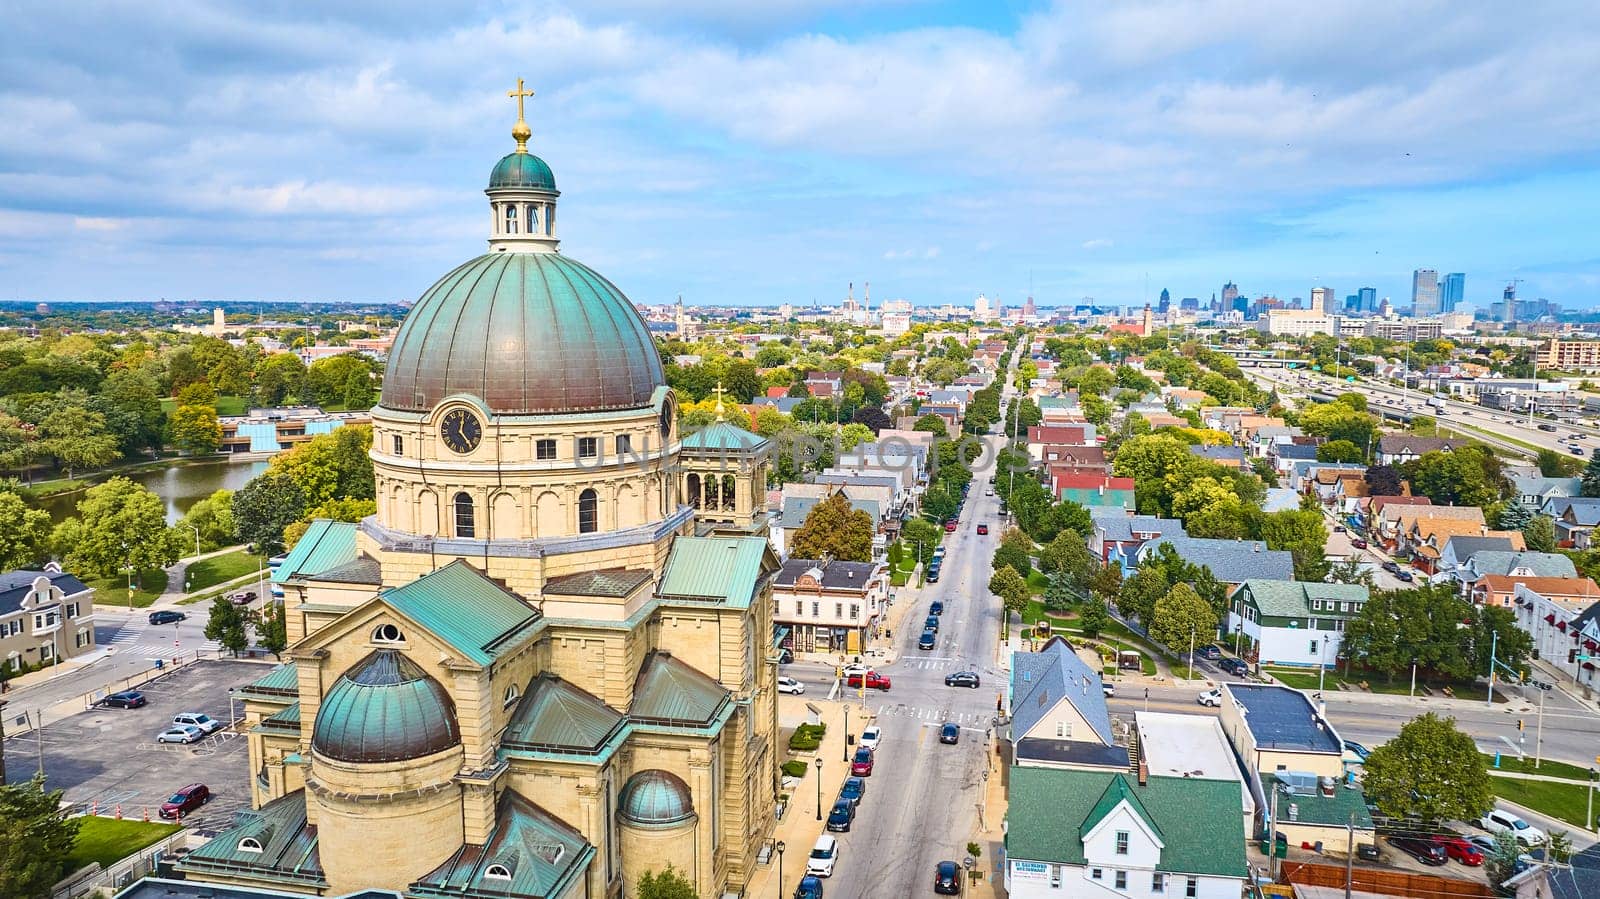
618;770;695;827
489;152;557;192
311;650;460;763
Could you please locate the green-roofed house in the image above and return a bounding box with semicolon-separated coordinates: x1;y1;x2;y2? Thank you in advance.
1004;767;1248;899
1227;579;1370;669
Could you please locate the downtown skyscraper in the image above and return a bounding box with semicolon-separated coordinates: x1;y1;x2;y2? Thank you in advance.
1412;268;1440;316
1439;272;1465;313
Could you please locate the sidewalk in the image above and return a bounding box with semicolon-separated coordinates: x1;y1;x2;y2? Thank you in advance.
155;543;251;605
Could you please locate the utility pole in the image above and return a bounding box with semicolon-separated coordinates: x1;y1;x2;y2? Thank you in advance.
1535;684;1547;769
1188;625;1196;682
1268;784;1281;882
1344;814;1355;899
1486;628;1498;708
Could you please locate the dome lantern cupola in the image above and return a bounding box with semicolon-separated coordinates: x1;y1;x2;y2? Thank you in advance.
487;78;560;254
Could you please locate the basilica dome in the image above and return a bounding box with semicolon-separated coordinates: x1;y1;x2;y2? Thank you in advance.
488;151;556;192
311;650;461;763
378;251;666;415
618;770;695;827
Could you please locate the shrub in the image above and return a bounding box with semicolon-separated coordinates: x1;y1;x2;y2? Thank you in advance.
780;760;808;778
787;722;827;751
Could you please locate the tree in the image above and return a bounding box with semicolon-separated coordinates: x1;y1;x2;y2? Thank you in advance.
54;477;178;579
179;489;236;553
851;405;890;433
283;497;378;550
0;491;53;571
900;518;941;565
1467;604;1533;677
989;567;1032;619
636;865;698;899
92;369;166;457
1522;514;1557;553
267;425;374;506
992;527;1034;577
1536;447;1584;478
342;370;375;409
258;600;288;658
1362;713;1492;823
232;471;308;555
1494;500;1533;532
37;402;120;477
1038;529;1095;591
1482;830;1523;890
1078;596;1111;638
204;596;250;656
1148;583;1218;654
752;406;791;438
169;404;222;455
791;493;874;562
1043;571;1075;611
1089;563;1123;604
1317;439;1364;463
1364;464;1403;496
1117;566;1169;625
1342;584;1474;680
921;485;959;522
1257;508;1330;582
1400;445;1505;509
912;413;948;436
0;776;81;899
838;422;875;452
1584;449;1600;498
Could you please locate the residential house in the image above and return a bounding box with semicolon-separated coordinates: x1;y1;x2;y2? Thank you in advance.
1142;412;1189;429
1547;497;1600;549
1268;442;1320;477
1473;575;1600;610
1007;638;1127;770
750;395;804;415
1459;551;1578;589
804;370;843;397
1135;538;1294;587
1392;506;1485;558
1039;445;1109;473
0;564;97;675
1365;496;1434;550
1188;445;1250;471
1091;512;1187;574
1513;583;1600;691
1375;435;1471;466
1162;387;1209;409
1250;425;1301;459
1227;580;1369;669
1135;712;1253;818
772;558;888;657
1286;462;1365;494
1004;767;1249;899
920;403;963;433
1410;523;1524;575
1027;424;1097;462
770;491;881;558
1508;473;1582;510
1311;468;1369;511
1052;473;1136;510
1438;535;1524;575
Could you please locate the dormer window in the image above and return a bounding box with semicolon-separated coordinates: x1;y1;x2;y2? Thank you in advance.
372;623;405;644
485;864;512;880
503;684;520;709
238;837;264;853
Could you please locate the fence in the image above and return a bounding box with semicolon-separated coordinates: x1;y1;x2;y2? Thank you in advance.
53;821;191;899
1279;860;1496;899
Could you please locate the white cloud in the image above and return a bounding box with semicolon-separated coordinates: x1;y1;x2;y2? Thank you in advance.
1082;239;1113;250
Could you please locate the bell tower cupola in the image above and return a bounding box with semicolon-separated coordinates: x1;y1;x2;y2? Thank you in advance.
486;78;560;254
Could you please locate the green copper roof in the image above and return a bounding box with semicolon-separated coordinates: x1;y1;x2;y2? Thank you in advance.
656;535;775;608
310;650;460;763
239;662;299;699
380;252;665;415
1006;767;1249;879
502;674;624;755
176;790;325;888
488;151;557;192
618;770;695;827
380;560;539;667
1081;774;1162;841
629;651;729;726
273;520;358;584
679;420;767;452
253;701;303;736
410;790;593;899
1234;579;1368;619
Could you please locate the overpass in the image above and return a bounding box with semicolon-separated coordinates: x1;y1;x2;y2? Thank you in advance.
1204;345;1295;367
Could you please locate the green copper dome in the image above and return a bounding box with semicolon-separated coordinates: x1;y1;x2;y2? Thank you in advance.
618;770;695;827
380;252;666;415
311;650;460;763
489;152;557;192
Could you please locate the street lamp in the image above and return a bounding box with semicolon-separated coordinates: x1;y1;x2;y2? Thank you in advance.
814;757;824;821
775;841;786;897
184;524;201;558
1409;659;1418;700
842;704;850;763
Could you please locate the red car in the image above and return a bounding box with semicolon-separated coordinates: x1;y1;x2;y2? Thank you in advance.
976;523;989;535
1431;836;1484;867
850;747;875;776
160;783;211;819
846;671;892;691
943;519;958;532
1350;538;1369;549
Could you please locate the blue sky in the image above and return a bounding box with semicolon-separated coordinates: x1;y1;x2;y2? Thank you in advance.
2;1;1598;310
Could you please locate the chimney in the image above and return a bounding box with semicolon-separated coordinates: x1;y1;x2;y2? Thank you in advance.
1138;760;1148;786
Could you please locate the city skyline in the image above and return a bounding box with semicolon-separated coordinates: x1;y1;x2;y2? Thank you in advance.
2;3;1598;309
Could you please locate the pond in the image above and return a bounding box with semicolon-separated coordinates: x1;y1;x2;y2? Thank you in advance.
31;458;269;525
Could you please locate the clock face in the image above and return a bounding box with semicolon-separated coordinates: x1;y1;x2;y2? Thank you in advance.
440;408;483;454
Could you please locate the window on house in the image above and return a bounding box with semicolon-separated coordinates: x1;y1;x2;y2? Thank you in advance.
850;604;859;619
1115;831;1129;855
503;685;520;709
577;437;598;459
616;434;632;456
536;439;557;460
66;603;78;618
238;837;264;853
1055;722;1069;738
1091;868;1103;880
1050;865;1062;888
835;603;843;618
1186;877;1198;897
485;864;512;880
795;601;803;616
40;643;53;660
812;602;819;617
1309;639;1319;656
454;492;476;538
1152;873;1165;893
392;434;403;455
1115;871;1127;889
578;488;598;533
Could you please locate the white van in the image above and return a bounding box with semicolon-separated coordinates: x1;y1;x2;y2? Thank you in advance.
806;835;839;877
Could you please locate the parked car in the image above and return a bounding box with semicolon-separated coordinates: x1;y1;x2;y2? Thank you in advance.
838;776;866;808
976;523;988;535
156;724;206;744
1220;658;1250;677
925;567;941;583
934;860;963;895
148;610;186;625
159;783;210;819
172;713;223;735
930;600;945;616
841;663;872;678
1388;836;1448;866
924;615;940;633
826;799;855;832
1381;560;1400;573
99;690;146;709
1334;525;1347;533
944;671;981;688
918;630;937;651
939;722;960;744
1480;808;1546;846
943;519;958;532
806;836;839;877
845;671;892;691
777;676;805;695
850;747;875;776
1198;644;1222;661
859;726;881;751
1102;681;1114;697
1394;570;1415;583
1342;740;1370;762
1197;688;1223;707
228;590;257;605
793;874;825;899
1350;538;1369;549
1432;836;1484;866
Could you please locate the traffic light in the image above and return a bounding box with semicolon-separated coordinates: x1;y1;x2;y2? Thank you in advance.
1518;718;1524;732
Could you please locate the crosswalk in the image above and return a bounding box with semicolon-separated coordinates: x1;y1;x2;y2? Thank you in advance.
102;623;218;658
870;703;995;727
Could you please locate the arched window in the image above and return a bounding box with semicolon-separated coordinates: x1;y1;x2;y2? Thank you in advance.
503;684;520;709
238;837;264;853
702;477;719;510
485;864;512;880
454;492;476;538
545;207;555;235
526;204;539;233
722;474;738;512
687;473;701;509
578;488;599;534
372;623;404;644
503;205;518;234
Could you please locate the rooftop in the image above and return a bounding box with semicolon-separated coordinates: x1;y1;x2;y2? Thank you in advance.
379;560;540;667
1010;638;1114;745
1223;684;1342;754
0;567;90;616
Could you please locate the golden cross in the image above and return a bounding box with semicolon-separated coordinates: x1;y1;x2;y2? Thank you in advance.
713;381;726;420
507;78;535;152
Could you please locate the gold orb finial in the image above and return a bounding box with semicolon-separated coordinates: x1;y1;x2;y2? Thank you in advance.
507;78;535;153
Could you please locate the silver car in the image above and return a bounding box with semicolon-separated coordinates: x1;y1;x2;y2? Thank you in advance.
157;724;206;744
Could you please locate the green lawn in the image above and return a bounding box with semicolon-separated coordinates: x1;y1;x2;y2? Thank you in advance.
1026;570;1050;593
65;817;183;872
84;569;169;608
183;549;262;592
1484;755;1596;781
1489;775;1597;830
1264;667;1344;692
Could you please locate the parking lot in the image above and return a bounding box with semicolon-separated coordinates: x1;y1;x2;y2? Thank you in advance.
2;659;268;834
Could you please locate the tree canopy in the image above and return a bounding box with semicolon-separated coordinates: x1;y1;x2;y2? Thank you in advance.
54;477;180;578
1362;713;1491;823
791;493;874;562
0;777;81;899
1148;582;1218;653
